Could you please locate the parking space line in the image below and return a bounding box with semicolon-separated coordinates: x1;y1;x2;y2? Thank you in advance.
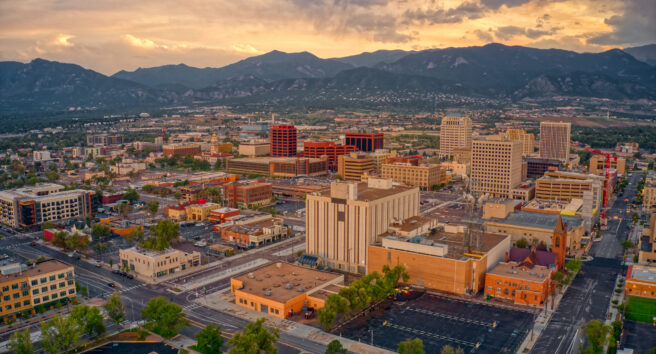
384;322;478;347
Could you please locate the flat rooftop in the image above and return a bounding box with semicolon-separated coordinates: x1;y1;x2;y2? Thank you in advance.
230;157;325;164
488;211;583;231
232;262;343;303
523;199;583;213
0;259;72;281
316;182;415;202
376;230;508;261
487;262;552;282
222;218;279;236
389;215;436;233
629;265;656;283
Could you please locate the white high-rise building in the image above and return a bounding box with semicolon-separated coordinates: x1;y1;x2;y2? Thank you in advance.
440;113;472;158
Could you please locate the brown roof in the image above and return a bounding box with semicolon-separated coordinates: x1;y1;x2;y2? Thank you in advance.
0;260;73;282
317;182;415;202
232;262;343;303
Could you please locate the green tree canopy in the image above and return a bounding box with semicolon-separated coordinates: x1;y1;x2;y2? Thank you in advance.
9;328;33;354
91;223;111;239
141;297;189;338
122;188;139;203
40;314;83;353
104;292;125;325
70;305;106;338
195;323;224;354
581;320;611;354
325;339;348;354
398;338;425;354
146;201;159;216
229;318;280;354
141;219;180;251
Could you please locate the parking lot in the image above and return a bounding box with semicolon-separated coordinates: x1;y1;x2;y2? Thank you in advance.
340;294;534;354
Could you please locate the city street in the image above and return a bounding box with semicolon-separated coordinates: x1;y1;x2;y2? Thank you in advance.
532;172;641;354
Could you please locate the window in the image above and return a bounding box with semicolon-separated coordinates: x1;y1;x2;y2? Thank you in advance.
4;305;11;310
22;291;28;297
49;275;55;281
31;280;38;286
1;286;7;292
60;291;66;297
67;280;74;286
32;289;39;295
52;293;58;299
11;283;18;290
23;300;29;306
41;277;47;284
13;293;19;299
50;285;56;290
59;282;65;288
68;289;75;295
14;302;20;308
33;298;40;304
41;287;47;292
42;296;49;301
58;273;64;279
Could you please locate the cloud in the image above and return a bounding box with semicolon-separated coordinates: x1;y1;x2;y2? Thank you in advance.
230;43;263;54
403;2;486;25
54;34;75;47
473;29;494;42
587;0;656;46
124;34;168;49
494;25;560;40
479;0;532;10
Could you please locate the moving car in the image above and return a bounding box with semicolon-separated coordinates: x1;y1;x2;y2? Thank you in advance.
107;282;116;287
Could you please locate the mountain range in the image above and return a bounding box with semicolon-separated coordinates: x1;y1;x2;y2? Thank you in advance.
1;43;655;113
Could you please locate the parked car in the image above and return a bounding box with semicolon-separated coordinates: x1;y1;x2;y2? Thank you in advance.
112;269;120;274
126;274;134;280
30;242;37;246
107;282;116;288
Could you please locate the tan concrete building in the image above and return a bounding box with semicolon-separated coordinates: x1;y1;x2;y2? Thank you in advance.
337;152;375;181
381;163;444;189
643;184;656;209
185;202;221;222
505;129;535;156
589;155;626;176
119;247;201;281
485;211;585;252
368;232;509;295
535;171;603;208
452;147;472;164
306;178;420;273
370;149;397;173
440;113;472;157
539;122;571;163
470;139;523;198
238;139;270;157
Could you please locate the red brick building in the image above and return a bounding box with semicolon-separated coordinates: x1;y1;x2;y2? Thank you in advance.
223;180;273;208
163;143;201;157
344;132;384;152
270;125;297;157
303;141;358;171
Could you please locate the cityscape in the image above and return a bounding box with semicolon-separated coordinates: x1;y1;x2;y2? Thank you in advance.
0;1;655;354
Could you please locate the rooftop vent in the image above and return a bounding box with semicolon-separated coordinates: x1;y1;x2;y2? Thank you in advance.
276;262;282;268
248;273;255;279
285;283;292;289
265;289;272;296
297;287;304;292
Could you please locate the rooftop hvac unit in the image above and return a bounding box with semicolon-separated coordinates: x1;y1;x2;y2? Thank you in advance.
265;289;272;296
285;283;293;289
248;273;255;279
297;287;304;292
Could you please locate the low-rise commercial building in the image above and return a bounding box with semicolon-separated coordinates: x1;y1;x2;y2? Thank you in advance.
110;161;146;176
484;261;552;306
223;180;273;209
589;155;626;176
368;231;509;295
227;157;328;177
238;140;270;157
381;163;445;189
231;262;344;319
119;247;201;281
208;207;240;223
185;202;221;222
221;217;289;248
163;143;201;157
625;265;656;299
99;217;143;236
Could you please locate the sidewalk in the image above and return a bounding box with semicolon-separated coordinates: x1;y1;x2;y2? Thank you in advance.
196;290;394;354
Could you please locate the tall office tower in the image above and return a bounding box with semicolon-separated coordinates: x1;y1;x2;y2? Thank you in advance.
505;129;535;156
344;132;384;152
440;113;472;157
305;178;420;273
303;141;358;171
471;139;522;198
270;125;297;157
539;122;571;164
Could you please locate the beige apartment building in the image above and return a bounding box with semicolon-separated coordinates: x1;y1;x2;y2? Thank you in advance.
470;139;522;198
535;171;603;206
370;149;397;173
589;155;626;176
306;178;420;273
539;122;571;163
119;247;201;281
505;129;535;156
337;152;375;181
24;260;76;309
381;163;445;189
452;147;472;164
644;184;656;209
440;113;472;158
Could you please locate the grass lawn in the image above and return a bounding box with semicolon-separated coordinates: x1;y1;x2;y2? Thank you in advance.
626;296;656;324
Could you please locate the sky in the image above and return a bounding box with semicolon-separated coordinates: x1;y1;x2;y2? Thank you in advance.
0;0;653;75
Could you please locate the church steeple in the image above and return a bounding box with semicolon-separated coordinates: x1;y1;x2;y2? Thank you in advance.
552;215;567;270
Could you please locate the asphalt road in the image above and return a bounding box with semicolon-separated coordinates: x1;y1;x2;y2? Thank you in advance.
0;232;322;353
532;172;641;354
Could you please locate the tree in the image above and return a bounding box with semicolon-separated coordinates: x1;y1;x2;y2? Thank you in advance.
440;345;464;354
146;201;159;217
581;320;611;354
81;285;89;297
70;305;106;337
45;170;59;182
40;314;83;354
41;221;55;230
195;323;224;354
141;219;179;251
109;258;114;269
8;328;33;354
141;297;189;338
317;307;337;330
622;240;634;250
325;339;348;354
515;237;529;248
122;188;140;203
91;223;111;240
229;318;279;354
398;338;425;354
116;203;132;218
103;292;125;326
